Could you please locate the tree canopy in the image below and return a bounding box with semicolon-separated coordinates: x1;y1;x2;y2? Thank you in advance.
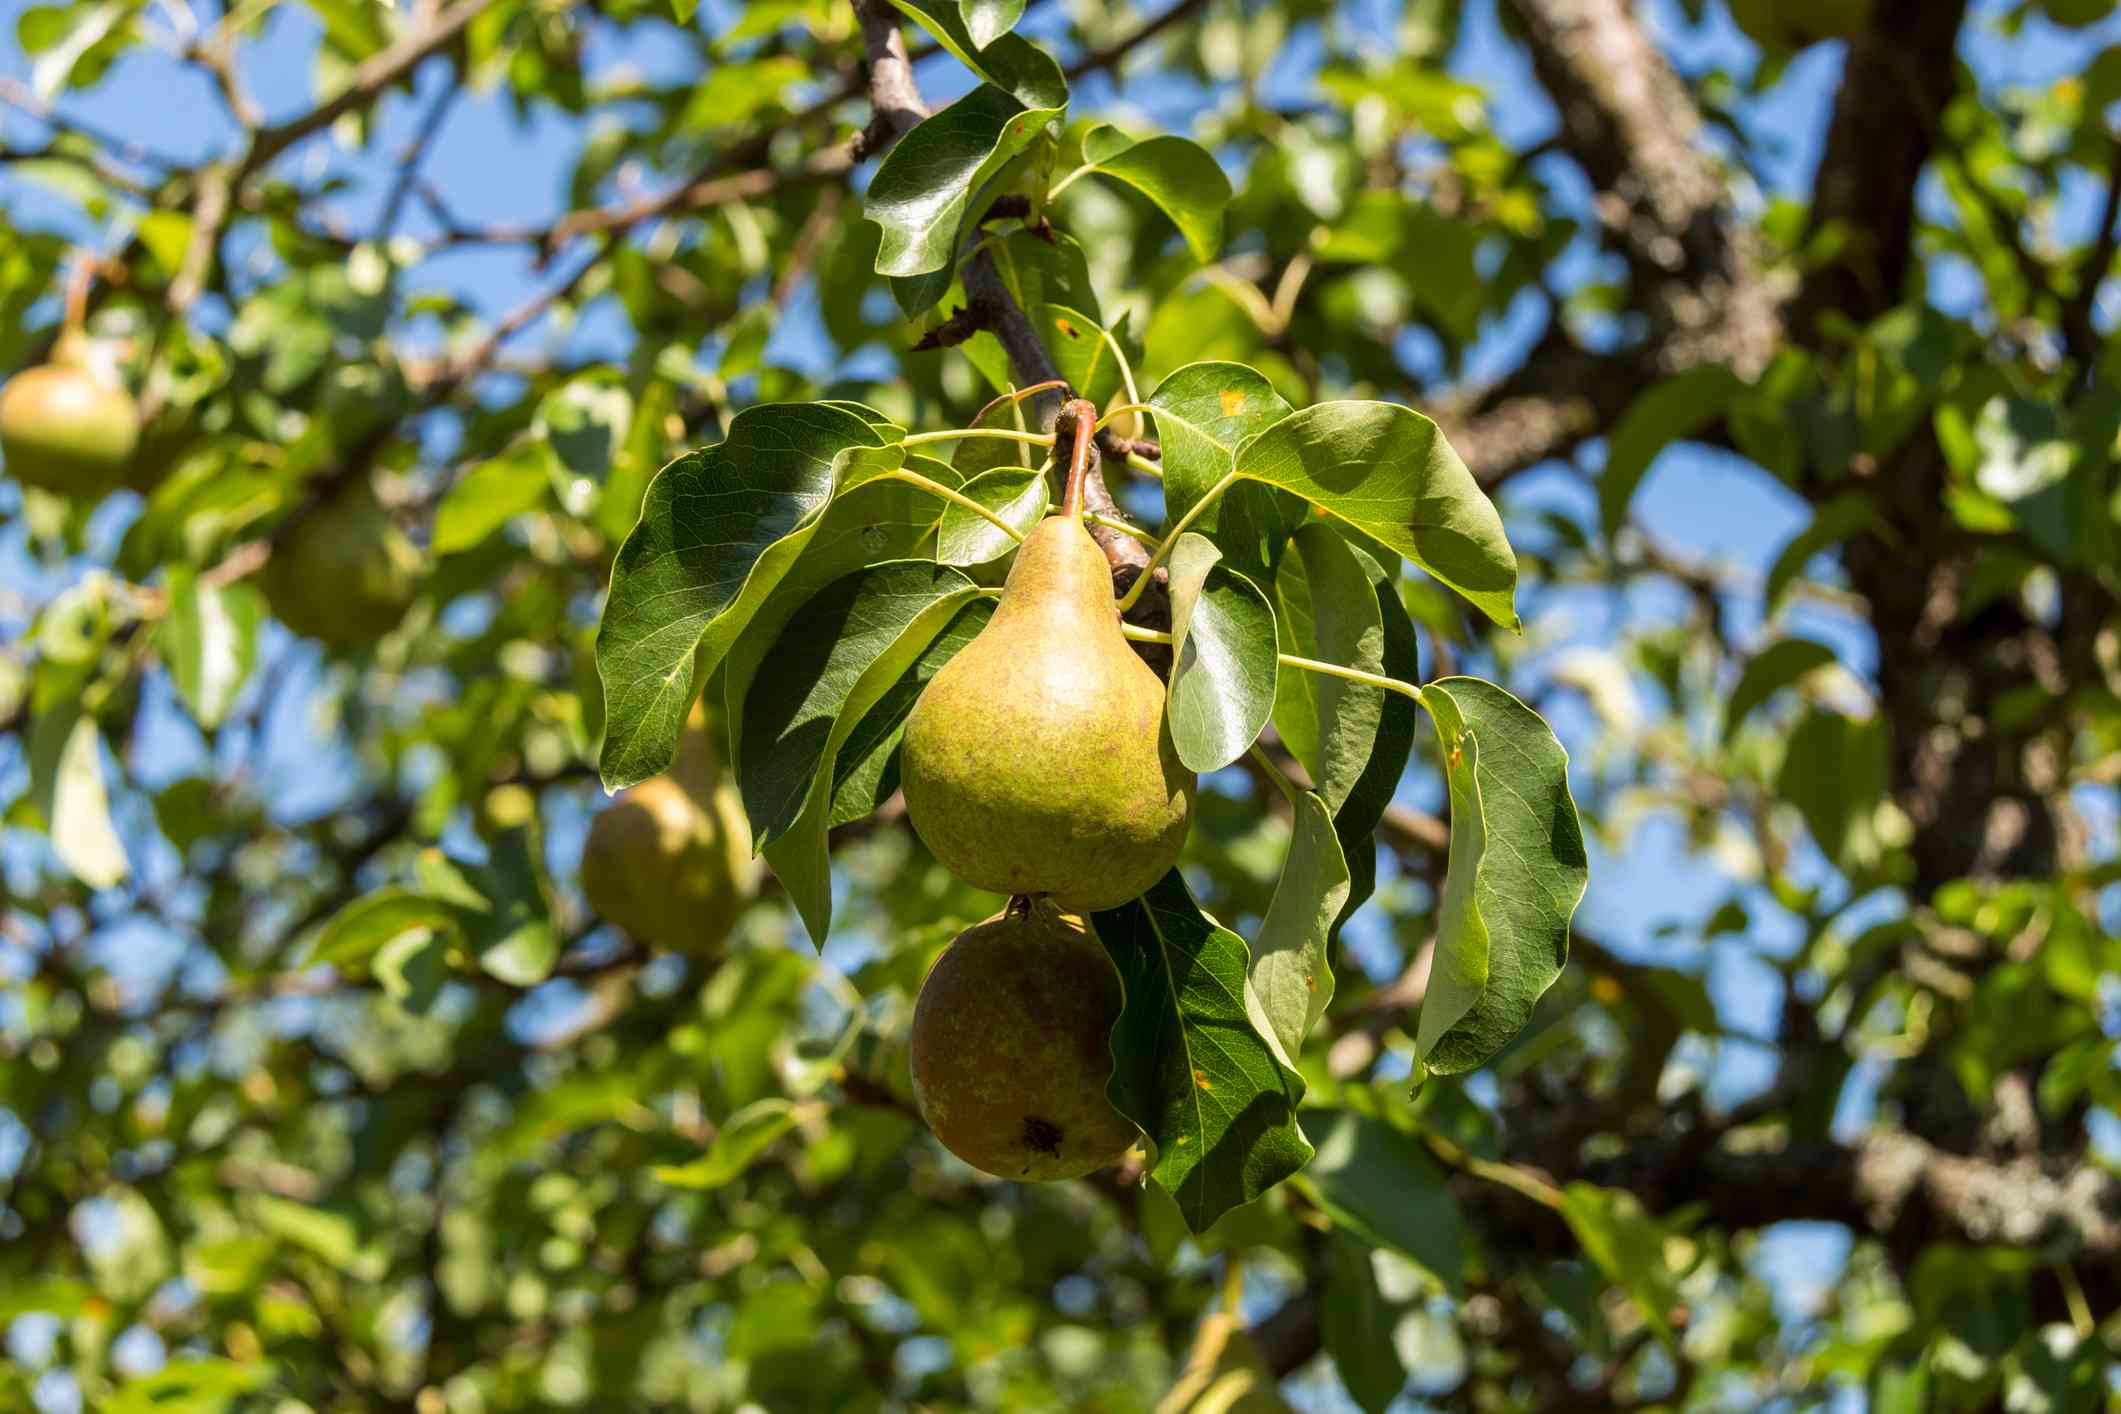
4;0;2121;1411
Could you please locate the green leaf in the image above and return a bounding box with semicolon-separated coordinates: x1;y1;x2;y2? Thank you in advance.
1723;637;1838;744
246;1191;379;1277
434;442;553;555
1038;303;1133;407
1763;490;1882;611
751;563;987;944
1165;533;1278;773
0;1276;90;1323
1090;871;1314;1234
1322;1232;1411;1414
1076;123;1233;263
1777;706;1888;873
934;467;1047;567
459;825;558;988
1276;528;1420;928
829;598;992;828
1417;678;1588;1074
29;702;128;890
104;1358;271;1414
1597;366;1746;540
959;0;1023;47
1235;402;1518;629
303;888;460;970
1248;791;1350;1059
953;229;1101;392
866;83;1062;280
721;472;950;777
652;1098;802;1188
1559;1182;1686;1346
740;561;980;849
158;567;262;731
1302;1108;1464;1293
884;0;1067;108
669;0;697;21
1146;361;1299;588
596;402;901;790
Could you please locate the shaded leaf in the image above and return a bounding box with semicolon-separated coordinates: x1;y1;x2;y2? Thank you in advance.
1165;533;1278;773
1723;637;1837;744
1322;1235;1411;1414
1598;366;1746;540
652;1099;803;1188
596;403;901;790
1091;871;1314;1233
1303;1108;1465;1294
1248;791;1350;1059
1560;1183;1686;1346
1416;678;1587;1075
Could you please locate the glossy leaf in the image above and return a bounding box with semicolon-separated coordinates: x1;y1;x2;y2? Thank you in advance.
1417;678;1588;1075
1077;123;1232;262
866;83;1061;279
1090;870;1314;1233
1146;361;1300;588
1235;401;1519;630
1165;532;1278;773
596;402;901;791
960;0;1023;47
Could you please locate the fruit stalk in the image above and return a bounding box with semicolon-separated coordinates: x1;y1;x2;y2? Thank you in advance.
1058;397;1096;520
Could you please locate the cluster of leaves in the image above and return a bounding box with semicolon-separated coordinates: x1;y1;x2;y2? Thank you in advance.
6;0;2121;1410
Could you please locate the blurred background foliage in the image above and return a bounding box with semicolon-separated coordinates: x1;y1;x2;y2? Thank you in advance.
4;0;2121;1410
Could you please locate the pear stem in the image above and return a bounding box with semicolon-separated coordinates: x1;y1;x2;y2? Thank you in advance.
1115;469;1237;613
902;427;1056;451
1059;398;1096;519
1118;625;1426;704
972;378;1069;429
62;254;96;336
879;470;1026;542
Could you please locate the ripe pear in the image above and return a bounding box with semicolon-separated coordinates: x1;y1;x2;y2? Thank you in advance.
262;482;422;650
580;713;754;954
900;514;1194;912
909;901;1138;1181
0;341;138;497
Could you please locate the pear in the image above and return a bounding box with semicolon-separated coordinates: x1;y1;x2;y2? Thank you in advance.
900;513;1194;912
909;901;1138;1181
580;712;754;954
0;340;138;497
262;482;423;650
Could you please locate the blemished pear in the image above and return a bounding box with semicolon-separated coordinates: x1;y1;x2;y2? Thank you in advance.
580;714;754;954
900;513;1194;912
262;482;423;650
0;356;138;497
909;902;1138;1181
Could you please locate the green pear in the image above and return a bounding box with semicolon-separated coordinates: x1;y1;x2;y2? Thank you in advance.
909;901;1138;1181
579;713;754;954
0;345;138;497
900;513;1194;912
262;482;422;650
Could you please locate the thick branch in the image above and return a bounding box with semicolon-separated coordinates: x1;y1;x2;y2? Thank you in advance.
1793;0;1970;329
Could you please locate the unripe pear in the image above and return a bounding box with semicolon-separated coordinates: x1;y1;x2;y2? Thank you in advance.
580;715;753;954
262;482;422;650
900;513;1194;912
0;345;138;497
909;901;1138;1181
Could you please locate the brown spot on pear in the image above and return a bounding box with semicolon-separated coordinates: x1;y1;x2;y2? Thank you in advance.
899;514;1194;912
908;901;1139;1182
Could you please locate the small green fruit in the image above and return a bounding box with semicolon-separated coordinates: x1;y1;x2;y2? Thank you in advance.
900;515;1194;912
0;359;139;497
262;483;422;650
580;718;753;954
909;901;1138;1181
